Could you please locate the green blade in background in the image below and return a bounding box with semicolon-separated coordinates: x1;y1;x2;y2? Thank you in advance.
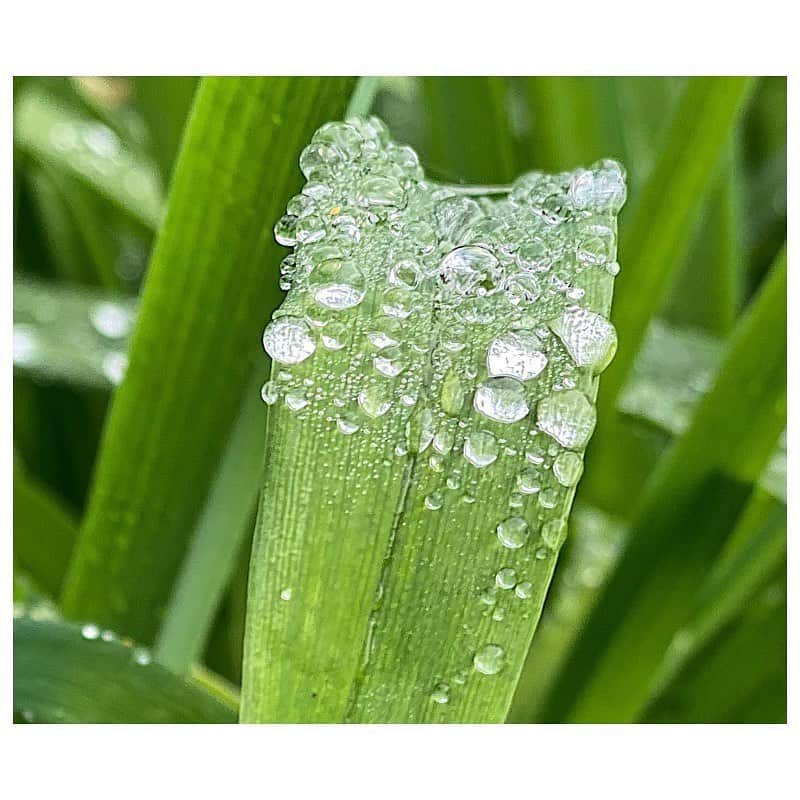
583;77;756;512
642;576;786;724
132;77;199;182
14;87;164;231
61;77;355;644
13;617;235;723
539;247;786;722
241;117;625;722
421;77;517;184
14;459;79;599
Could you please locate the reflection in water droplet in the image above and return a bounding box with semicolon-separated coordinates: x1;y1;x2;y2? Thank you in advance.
497;516;529;549
495;568;517;589
424;492;444;511
440;245;501;298
81;623;100;640
309;258;366;310
473;644;505;675
515;581;533;599
337;413;360;434
261;380;280;405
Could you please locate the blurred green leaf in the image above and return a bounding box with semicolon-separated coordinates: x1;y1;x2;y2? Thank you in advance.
14;459;79;598
540;246;785;722
422;77;517;183
61;77;356;645
13;617;235;723
14;88;164;230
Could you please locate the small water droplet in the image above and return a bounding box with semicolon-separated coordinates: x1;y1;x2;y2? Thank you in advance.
280;587;293;601
89;301;133;339
487;330;547;382
497;516;530;549
473;644;505;675
495;568;517;589
132;647;152;666
515;581;533;599
358;385;392;418
463;431;498;468
320;321;349;350
309;258;366;310
553;451;583;487
388;258;422;290
337;412;361;434
549;306;617;373
261;380;280;405
81;623;100;640
424;491;444;511
541;518;568;550
286;391;309;412
430;683;450;704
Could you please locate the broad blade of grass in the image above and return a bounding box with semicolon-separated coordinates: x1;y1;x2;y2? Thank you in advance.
61;77;355;644
13;617;235;723
539;247;786;722
241;119;624;722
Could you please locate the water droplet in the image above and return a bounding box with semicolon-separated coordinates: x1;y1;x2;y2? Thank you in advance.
473;644;505;675
424;491;444;511
549;306;617;373
285;391;309;412
439;245;501;298
263;316;316;364
406;407;435;454
569;160;627;213
433;428;454;454
102;352;128;386
337;413;361;435
487;331;547;382
463;431;498;468
515;581;533;599
356;174;406;208
90;301;133;339
492;607;505;622
280;587;293;601
435;196;484;245
133;647;152;666
274;213;298;247
13;325;39;365
441;369;467;416
541;518;568;550
517;467;541;495
505;273;540;306
381;287;418;319
309;258;366;310
299;141;344;180
260;380;280;405
495;568;517;589
430;683;450;704
539;487;559;509
516;239;552;271
388;258;422;290
81;623;100;640
474;377;529;423
497;516;530;549
537;390;596;449
553;451;583;487
358;385;392;418
374;345;408;377
317;321;348;351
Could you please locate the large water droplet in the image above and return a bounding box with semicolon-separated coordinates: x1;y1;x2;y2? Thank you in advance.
439;245;501;298
309;258;366;310
497;516;529;549
553;451;583;487
263;316;316;365
569;160;627;213
549;306;617;373
474;377;530;423
473;644;505;675
487;331;547;382
537;390;596;450
463;431;498;468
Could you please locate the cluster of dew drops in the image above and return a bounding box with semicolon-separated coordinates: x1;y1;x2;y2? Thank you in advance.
260;116;626;708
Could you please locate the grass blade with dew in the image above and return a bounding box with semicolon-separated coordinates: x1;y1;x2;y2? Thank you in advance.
13;617;235;723
241;116;626;722
61;77;356;645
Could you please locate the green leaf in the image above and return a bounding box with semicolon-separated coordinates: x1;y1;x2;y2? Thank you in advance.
14;277;136;389
422;77;517;183
539;246;786;722
61;77;356;644
241;120;624;722
13;459;79;599
13;617;235;723
584;77;757;512
642;577;786;723
14;87;164;230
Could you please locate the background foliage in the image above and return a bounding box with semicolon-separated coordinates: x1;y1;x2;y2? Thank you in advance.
12;76;786;723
